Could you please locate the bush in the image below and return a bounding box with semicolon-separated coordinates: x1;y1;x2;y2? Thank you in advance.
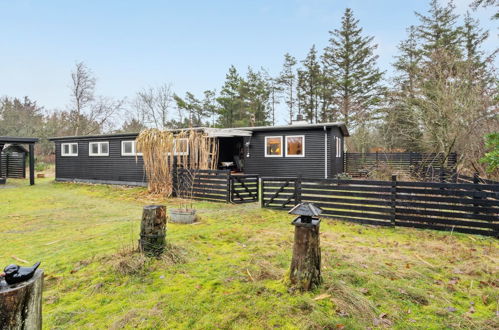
35;161;50;172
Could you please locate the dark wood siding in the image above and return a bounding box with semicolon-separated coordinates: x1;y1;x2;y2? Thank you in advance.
244;127;341;179
54;137;146;185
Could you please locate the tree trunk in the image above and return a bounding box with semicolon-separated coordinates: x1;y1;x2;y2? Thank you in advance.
290;223;322;291
0;269;43;330
139;205;167;257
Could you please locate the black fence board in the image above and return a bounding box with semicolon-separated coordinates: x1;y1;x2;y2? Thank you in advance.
261;176;499;237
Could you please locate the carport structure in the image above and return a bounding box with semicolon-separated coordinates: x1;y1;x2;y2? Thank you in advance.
0;137;39;185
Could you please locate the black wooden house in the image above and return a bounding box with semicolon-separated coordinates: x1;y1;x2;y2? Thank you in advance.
49;122;348;186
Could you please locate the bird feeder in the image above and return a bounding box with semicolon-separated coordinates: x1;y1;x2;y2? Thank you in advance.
289;202;323;226
288;202;323;291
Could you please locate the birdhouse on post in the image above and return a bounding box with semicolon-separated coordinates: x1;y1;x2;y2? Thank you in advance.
289;202;323;291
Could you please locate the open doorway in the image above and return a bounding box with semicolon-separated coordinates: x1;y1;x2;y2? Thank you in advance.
218;137;245;173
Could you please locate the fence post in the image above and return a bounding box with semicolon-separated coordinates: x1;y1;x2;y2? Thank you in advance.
259;177;264;207
294;175;302;205
227;171;232;203
391;175;397;227
473;172;480;215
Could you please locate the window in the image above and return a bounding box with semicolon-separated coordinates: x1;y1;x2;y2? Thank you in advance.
174;138;189;155
121;140;141;156
336;137;341;158
89;141;109;156
265;136;283;157
61;143;78;156
286;135;305;157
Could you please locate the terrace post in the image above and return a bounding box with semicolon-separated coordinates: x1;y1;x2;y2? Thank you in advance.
139;205;167;257
29;143;35;185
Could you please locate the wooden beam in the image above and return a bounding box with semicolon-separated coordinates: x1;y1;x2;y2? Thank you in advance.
29;143;35;185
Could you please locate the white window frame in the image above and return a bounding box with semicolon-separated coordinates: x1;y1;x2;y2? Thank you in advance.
336;137;341;158
61;143;78;157
174;138;189;156
285;135;305;158
264;136;283;157
121;140;142;156
89;141;109;156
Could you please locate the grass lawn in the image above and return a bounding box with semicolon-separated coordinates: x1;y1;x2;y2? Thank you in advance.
0;179;497;329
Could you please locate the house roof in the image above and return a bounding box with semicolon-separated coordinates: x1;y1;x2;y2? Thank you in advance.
48;122;348;141
0;136;39;144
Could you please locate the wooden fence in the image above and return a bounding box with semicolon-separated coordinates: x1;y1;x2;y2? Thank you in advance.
176;168;231;203
0;152;25;179
344;152;457;179
175;169;259;204
261;176;498;237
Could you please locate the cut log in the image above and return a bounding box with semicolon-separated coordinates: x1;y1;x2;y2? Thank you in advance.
289;220;322;291
0;269;43;330
139;205;167;257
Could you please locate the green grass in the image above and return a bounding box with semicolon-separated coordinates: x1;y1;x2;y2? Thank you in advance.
0;179;497;329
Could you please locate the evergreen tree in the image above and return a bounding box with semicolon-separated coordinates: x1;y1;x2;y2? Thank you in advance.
462;12;495;87
217;65;243;127
381;26;423;151
298;45;322;123
277;53;297;124
202;89;218;127
245;67;271;126
415;0;462;58
322;8;384;129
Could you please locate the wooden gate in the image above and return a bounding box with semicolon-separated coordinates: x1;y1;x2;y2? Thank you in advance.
260;177;299;208
230;174;259;203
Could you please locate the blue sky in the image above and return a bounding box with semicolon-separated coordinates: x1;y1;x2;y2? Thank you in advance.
0;0;497;124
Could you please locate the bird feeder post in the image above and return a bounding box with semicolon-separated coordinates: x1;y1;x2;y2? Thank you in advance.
288;203;323;291
139;205;167;257
0;269;43;329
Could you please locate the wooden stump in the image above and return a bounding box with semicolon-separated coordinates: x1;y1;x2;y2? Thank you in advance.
290;220;322;291
0;269;43;330
139;205;167;257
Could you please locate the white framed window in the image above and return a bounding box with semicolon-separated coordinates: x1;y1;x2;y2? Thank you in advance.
174;138;189;156
89;141;109;156
265;136;283;157
61;143;78;156
121;140;142;156
285;135;305;157
335;137;342;158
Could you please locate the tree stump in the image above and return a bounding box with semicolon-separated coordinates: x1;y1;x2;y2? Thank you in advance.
139;205;167;257
289;219;322;291
0;269;43;330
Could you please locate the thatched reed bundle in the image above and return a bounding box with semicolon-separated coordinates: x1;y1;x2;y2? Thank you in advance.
136;128;219;196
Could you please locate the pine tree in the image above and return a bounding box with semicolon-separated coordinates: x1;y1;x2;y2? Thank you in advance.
322;8;384;129
277;53;297;124
217;65;243;128
245;67;271;126
381;25;423;151
462;12;495;87
298;45;322;123
415;0;462;58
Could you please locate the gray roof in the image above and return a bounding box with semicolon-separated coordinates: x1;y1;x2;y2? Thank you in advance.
49;122;348;141
0;136;39;144
288;202;323;216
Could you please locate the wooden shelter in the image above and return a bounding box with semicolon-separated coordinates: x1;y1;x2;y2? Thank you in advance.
0;137;38;185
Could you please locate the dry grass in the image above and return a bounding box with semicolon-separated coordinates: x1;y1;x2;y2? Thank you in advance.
136;128;219;196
